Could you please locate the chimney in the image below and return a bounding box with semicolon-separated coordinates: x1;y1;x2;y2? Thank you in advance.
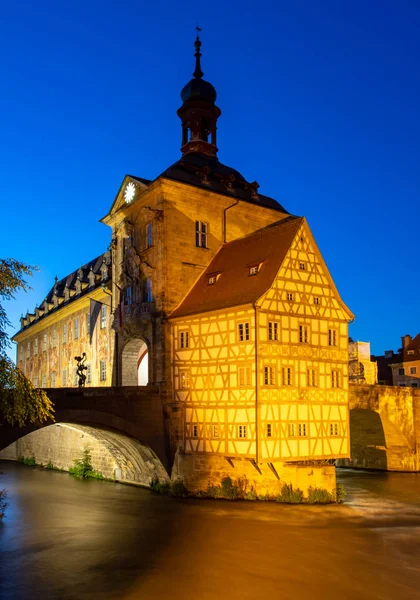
401;334;412;349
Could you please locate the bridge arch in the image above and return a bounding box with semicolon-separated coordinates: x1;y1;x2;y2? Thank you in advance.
0;421;169;487
121;337;149;386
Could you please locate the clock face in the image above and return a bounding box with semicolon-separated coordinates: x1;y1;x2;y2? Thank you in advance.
124;182;136;203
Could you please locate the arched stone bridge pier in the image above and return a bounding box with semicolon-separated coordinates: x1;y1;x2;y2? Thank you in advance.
0;386;171;486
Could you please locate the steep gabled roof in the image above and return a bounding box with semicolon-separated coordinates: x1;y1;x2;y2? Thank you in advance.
169;216;303;318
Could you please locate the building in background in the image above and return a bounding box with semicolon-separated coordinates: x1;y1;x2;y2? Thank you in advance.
11;35;355;492
389;334;420;388
348;340;378;385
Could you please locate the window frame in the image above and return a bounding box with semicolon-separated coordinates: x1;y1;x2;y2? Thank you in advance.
179;330;189;349
100;305;107;329
146;222;153;249
99;360;107;381
237;322;250;342
268;321;279;341
263;365;276;386
195;220;208;249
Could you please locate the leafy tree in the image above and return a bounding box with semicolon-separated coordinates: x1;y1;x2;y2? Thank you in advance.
0;258;54;427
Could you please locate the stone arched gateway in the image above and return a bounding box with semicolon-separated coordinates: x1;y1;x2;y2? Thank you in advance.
121;338;149;386
0;423;169;487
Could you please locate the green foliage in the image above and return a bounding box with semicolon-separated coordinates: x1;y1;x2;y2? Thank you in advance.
243;487;257;501
221;476;239;500
335;483;346;504
0;489;7;519
150;476;171;494
276;483;304;504
18;455;36;466
170;479;188;497
0;258;54;427
307;486;334;504
46;461;55;470
69;448;103;480
205;483;224;498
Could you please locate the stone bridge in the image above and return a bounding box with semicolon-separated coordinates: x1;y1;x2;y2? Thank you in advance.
0;386;171;486
338;384;420;472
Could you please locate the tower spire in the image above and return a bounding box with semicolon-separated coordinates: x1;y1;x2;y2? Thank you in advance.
193;27;204;79
178;29;221;158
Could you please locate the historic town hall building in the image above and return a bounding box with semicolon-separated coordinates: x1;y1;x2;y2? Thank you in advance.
12;36;354;493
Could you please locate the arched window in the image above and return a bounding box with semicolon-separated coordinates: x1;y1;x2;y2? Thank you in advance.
145;278;153;303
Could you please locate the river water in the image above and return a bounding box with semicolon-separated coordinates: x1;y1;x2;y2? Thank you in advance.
1;462;420;600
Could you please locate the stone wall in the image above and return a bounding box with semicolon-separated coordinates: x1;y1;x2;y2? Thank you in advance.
337;384;420;471
172;451;336;497
0;423;169;486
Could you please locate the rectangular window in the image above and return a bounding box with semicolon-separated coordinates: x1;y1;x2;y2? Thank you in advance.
33;376;38;388
51;372;56;388
264;366;275;386
282;367;293;386
145;278;153;303
100;305;107;329
179;371;190;389
412;382;419;388
74;318;79;339
146;222;153;248
238;322;250;342
43;333;47;351
287;292;294;301
268;322;278;341
307;368;317;387
100;360;107;381
192;424;198;438
62;369;67;386
208;275;217;285
408;350;415;355
267;423;272;437
42;374;46;388
299;262;306;270
179;331;189;349
398;367;405;376
328;329;337;346
331;370;340;388
86;364;92;384
238;425;247;439
238;366;252;386
298;423;307;437
288;423;296;437
410;367;417;375
52;329;57;347
195;220;208;248
299;324;309;343
314;297;320;305
124;286;133;305
34;338;38;355
330;423;339;436
212;424;219;439
63;324;67;344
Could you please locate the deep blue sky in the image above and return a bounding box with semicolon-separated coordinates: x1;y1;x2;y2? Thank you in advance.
1;0;419;358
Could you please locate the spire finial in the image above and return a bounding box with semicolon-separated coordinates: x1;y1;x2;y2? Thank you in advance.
193;25;203;79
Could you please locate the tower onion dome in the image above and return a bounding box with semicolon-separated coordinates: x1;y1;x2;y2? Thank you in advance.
180;34;217;104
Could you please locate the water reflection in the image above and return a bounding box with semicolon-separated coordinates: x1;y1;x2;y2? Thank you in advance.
1;462;420;600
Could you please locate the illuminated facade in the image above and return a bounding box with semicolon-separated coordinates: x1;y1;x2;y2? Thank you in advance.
348;340;378;385
13;35;354;492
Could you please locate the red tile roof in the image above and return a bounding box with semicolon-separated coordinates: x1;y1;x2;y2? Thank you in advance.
169;216;303;318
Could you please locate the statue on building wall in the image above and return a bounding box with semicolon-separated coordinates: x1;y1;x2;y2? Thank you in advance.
74;353;87;387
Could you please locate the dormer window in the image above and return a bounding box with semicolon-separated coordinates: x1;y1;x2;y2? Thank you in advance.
75;278;82;295
88;268;95;288
248;263;261;276
207;272;220;285
100;263;108;281
299;262;306;271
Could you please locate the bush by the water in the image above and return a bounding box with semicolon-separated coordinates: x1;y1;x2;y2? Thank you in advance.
69;448;103;480
18;455;36;466
276;483;304;503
